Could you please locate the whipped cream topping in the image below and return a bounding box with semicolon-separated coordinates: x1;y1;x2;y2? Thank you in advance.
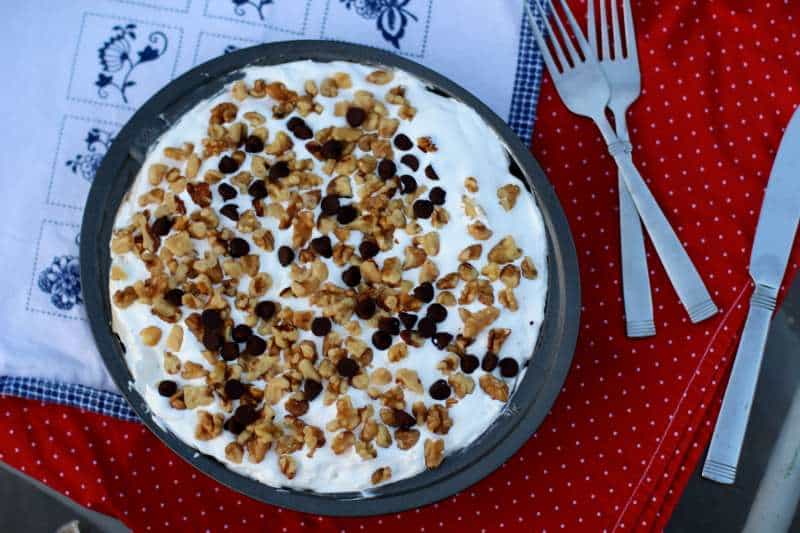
109;60;548;493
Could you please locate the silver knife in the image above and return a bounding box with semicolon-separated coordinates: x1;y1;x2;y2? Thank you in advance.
702;106;800;484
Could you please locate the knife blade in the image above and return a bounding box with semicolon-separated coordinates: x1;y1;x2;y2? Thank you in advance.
703;106;800;484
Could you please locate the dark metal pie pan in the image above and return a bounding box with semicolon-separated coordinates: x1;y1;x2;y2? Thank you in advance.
81;40;580;516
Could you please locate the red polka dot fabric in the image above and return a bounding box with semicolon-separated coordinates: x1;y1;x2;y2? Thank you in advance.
2;1;800;531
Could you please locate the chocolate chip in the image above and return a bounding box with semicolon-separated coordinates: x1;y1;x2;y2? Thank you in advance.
220;341;240;361
218;155;239;174
310;235;333;258
425;164;439;180
245;335;266;356
228;237;250;258
413;199;434;219
220;204;239;221
377;159;397;180
224;379;245;399
417;317;437;338
346;106;366;127
336;357;359;378
157;380;177;397
234;404;258;426
398;312;417;329
164;288;184;307
429;379;451;400
393;134;413;150
201;309;222;329
413;282;434;303
393;409;416;429
400;154;419;171
355;297;376;320
337;204;358;225
255;300;276;321
482;352;499;372
218;182;237;201
248;179;268;199
426;303;447;323
372;330;392;350
320;195;340;216
433;332;453;350
269;160;290;180
311;316;332;337
224;417;245;434
499;358;520;378
378;316;400;336
429;187;446;205
244;135;264;153
342;266;362;287
400;175;417;194
321;139;343;160
278;246;295;266
359;240;380;259
231;324;252;342
202;328;223;351
287;117;313;140
304;379;323;402
151;216;173;236
461;354;480;374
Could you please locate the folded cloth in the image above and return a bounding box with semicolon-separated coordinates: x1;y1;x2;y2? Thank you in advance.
0;0;543;393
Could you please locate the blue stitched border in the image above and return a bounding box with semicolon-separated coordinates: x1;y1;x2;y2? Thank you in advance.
0;376;138;422
106;0;192;14
4;6;544;420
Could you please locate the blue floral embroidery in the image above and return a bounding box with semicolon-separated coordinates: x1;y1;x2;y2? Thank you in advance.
37;256;83;311
231;0;275;21
66;128;113;183
340;0;417;49
95;24;168;104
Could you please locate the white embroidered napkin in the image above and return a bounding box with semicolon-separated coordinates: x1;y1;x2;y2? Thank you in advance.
0;0;542;392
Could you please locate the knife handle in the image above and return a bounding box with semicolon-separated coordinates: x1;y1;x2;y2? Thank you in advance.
609;145;718;323
702;284;777;484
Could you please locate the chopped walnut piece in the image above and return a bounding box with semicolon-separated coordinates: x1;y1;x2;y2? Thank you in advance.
265;375;290;405
458;244;482;262
371;466;392;485
402;246;426;270
417;136;437;153
366;70;394;85
181;361;208;380
497;183;521;211
437;291;456;307
426;405;453;435
376;424;392;448
459;306;500;338
424;438;445;468
464;176;479;193
467;221;493;241
278;454;297;479
457;262;478;282
481;262;501;281
303;426;326;457
488;236;523;264
225;442;244;463
378;117;400;138
436;272;459;290
331;430;355;454
110;265;127;281
163;352;181;374
499;288;519;311
247;438;270;464
195;411;224;440
253;228;275;251
488;328;511;354
381;257;402;286
521;256;538;279
140;326;162;346
394;428;420;450
113;287;138;308
480;374;510;402
164;232;193;256
165;325;183;352
387;343;408;363
370;367;392;386
395;369;423;394
448;372;475;398
436;354;459;374
500;264;521;288
183;385;214;409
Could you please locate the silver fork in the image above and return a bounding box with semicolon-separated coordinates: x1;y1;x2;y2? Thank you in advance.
587;0;654;337
524;0;718;324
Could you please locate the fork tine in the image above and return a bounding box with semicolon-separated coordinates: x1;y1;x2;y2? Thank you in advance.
622;0;638;60
587;0;597;55
531;0;571;72
600;0;610;60
555;0;593;60
610;0;623;59
543;0;580;66
524;0;562;76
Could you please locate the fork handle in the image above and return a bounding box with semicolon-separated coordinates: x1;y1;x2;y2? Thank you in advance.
619;171;655;337
609;145;718;323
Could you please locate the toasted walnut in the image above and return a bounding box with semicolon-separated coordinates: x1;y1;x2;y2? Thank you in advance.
184;385;214;409
464;176;479;193
249;273;272;297
370;367;392;387
140;326;162;347
480;374;509;401
195;411;224;441
164;232;193;256
497;183;521;211
424;438;445;468
225;442;244;463
459;306;500;338
521;256;538;279
402;246;426;270
181;361;208;380
458;244;482;262
327;175;353;197
211;102;238;125
437;291;456;307
148;163;168;185
278;454;297;480
399;105;417;120
231;80;248;101
462;195;482;218
247;438;270;464
165;325;183;352
426;405;453;435
113;287;137;308
499;288;519;311
412;232;439;256
110;265;127;281
482;262;501;281
355;439;377;460
366;70;394;85
435;272;459;290
163;351;181;374
320;77;338;97
387;343;408;363
458;262;478;282
436;353;460;374
488;328;511;354
376;424;392;447
331;430;355;454
417;136;437;153
449;372;475;398
378;117;400;138
253;228;275;251
395;369;423;394
467;221;492;240
488;236;523;264
303;426;326;457
285;397;310;417
395;428;420;450
265;376;290;405
500;264;521;288
371;466;392;485
266;131;293;155
111;232;134;254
